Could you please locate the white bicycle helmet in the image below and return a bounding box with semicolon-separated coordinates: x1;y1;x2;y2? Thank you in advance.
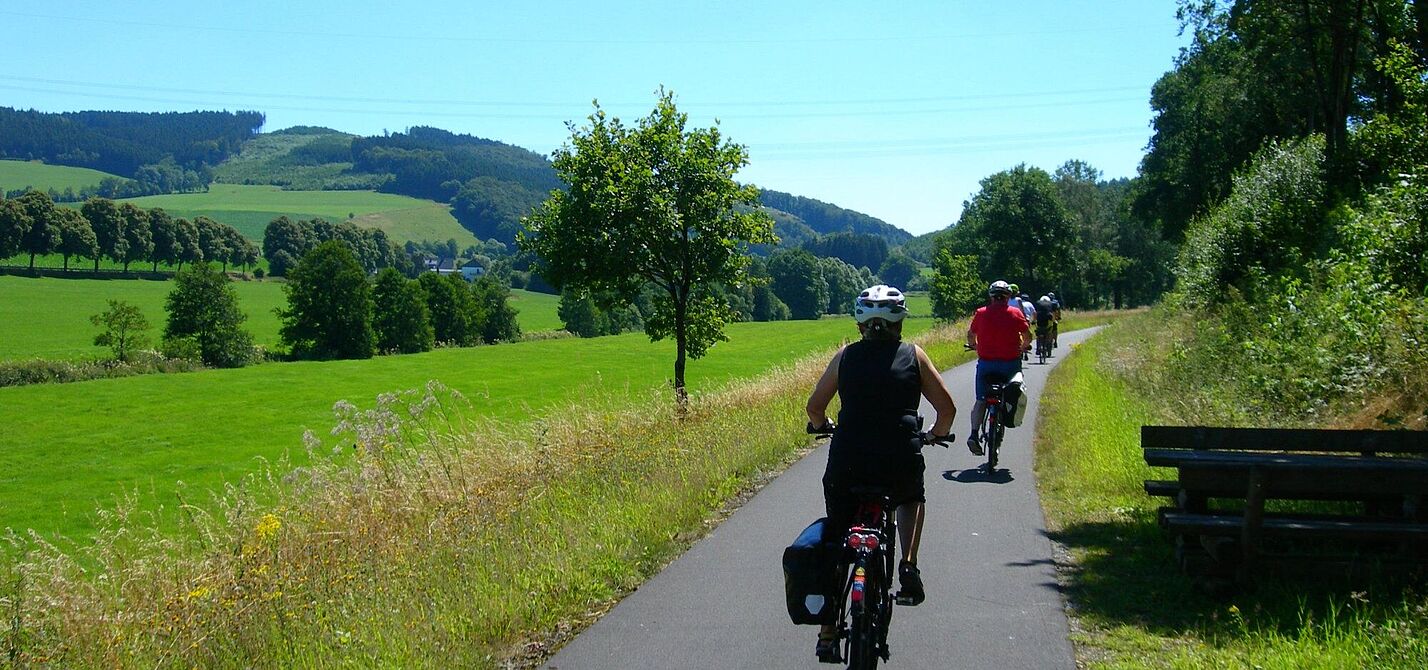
1038;295;1052;306
988;280;1012;297
854;285;908;323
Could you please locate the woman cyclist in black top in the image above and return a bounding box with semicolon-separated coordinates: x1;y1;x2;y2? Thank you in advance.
805;285;957;659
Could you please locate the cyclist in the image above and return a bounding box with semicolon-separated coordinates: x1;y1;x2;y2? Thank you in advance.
1034;295;1056;356
1006;285;1028;360
1018;292;1036;324
805;284;956;660
1047;292;1063;348
965;281;1031;455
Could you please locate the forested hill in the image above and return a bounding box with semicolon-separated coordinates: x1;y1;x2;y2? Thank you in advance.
0;108;913;247
756;189;912;247
0;108;263;178
213;125;914;247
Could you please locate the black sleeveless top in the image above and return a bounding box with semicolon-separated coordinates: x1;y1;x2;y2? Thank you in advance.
825;340;923;487
835;340;921;431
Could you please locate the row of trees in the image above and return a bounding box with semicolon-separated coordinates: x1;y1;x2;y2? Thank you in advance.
927;159;1176;318
279;241;521;360
261;215;406;277
0;191;258;273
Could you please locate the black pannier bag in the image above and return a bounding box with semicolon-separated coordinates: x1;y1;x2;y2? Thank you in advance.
783;517;839;625
1001;371;1027;428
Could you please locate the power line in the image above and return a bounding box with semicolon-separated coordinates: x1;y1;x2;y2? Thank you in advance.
0;74;1146;109
0;10;1166;46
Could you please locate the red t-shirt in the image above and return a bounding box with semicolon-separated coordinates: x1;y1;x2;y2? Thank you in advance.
970;303;1029;361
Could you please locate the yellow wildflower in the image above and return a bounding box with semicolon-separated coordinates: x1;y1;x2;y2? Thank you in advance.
255;513;282;542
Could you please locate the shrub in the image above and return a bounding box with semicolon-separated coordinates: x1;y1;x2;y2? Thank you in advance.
1176;135;1327;307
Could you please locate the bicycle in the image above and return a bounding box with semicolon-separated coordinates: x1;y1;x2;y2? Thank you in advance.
963;344;1011;473
808;425;951;668
1034;324;1052;364
973;378;1009;472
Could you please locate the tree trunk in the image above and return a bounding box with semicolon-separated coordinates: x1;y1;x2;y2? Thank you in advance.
673;293;688;411
63;255;69;270
29;252;35;270
93;258;99;272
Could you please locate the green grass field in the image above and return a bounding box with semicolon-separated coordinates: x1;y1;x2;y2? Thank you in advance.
0;277;565;362
1;160;479;246
0;275;288;360
1037;316;1428;668
0;159;123;194
1;317;930;538
123;183;478;245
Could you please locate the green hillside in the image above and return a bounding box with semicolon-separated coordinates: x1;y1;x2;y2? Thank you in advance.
210;127;385;191
0;159;124;194
124;183;478;245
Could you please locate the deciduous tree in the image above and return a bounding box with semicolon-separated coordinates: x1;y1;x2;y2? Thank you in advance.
17;191;60;269
56;207;97;270
90;299;150;362
372;268;434;354
279;241;375;359
148;208;179;271
0;197;30;261
767;249;829;320
165;262;254;367
81;197;125;271
929;249;985;322
118;203;152;272
520;90;775;398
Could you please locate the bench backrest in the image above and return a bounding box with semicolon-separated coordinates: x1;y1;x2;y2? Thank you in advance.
1141;425;1428;455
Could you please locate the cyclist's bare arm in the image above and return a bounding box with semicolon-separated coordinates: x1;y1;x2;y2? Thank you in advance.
1019;326;1033;351
805;346;845;429
914;345;957;436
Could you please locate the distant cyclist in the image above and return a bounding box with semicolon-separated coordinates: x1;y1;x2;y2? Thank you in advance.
1046;292;1063;349
1034;295;1056;355
965;281;1031;454
805;284;956;660
1018;292;1036;323
1007;286;1028;361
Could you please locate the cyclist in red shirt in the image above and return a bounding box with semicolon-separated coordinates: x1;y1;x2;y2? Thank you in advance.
965;280;1031;454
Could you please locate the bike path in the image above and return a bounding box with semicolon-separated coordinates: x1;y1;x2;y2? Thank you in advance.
544;327;1100;669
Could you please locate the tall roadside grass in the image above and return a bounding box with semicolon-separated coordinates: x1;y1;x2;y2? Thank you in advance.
1036;313;1428;669
0;323;969;667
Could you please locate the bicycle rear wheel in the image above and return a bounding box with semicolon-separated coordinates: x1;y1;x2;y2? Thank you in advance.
981;404;999;471
848;564;883;669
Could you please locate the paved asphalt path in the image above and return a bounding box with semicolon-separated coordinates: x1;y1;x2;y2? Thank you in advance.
545;327;1101;670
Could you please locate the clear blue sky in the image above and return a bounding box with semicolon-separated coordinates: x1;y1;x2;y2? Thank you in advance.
1;1;1187;237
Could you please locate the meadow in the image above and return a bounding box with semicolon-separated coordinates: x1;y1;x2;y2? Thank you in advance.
1036;313;1428;668
0;159;479;246
0;275;564;361
0;159;120;194
0;317;936;539
123;183;478;245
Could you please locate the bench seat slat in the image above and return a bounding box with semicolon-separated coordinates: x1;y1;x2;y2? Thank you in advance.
1161;512;1428;541
1142;426;1428;455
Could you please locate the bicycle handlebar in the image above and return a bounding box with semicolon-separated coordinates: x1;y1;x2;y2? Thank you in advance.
807;421;953;448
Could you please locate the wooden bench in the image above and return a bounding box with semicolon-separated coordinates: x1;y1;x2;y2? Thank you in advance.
1141;425;1428;581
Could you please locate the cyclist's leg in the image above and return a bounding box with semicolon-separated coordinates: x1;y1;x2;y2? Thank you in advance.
896;502;924;563
968;361;989;449
820;481;857;639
